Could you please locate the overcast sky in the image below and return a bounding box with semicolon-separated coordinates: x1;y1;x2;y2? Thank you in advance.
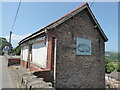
2;2;118;52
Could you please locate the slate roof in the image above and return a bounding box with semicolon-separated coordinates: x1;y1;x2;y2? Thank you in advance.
106;71;120;81
19;2;108;44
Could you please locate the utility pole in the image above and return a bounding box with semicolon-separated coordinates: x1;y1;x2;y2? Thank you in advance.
8;0;21;55
9;31;12;55
9;31;12;44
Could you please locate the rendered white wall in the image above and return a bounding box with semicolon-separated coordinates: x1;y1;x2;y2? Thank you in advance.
32;41;47;68
20;48;23;60
22;46;29;61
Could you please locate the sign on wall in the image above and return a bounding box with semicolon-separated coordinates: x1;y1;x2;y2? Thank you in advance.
76;37;91;55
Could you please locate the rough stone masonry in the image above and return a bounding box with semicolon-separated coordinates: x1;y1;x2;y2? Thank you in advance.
19;3;108;88
47;7;106;88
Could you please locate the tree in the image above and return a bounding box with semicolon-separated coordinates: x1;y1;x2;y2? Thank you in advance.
105;57;109;65
11;45;21;55
0;37;12;55
105;63;115;73
105;52;119;62
105;57;115;73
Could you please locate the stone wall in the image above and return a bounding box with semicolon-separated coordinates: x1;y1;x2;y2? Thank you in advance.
8;58;20;66
48;8;105;88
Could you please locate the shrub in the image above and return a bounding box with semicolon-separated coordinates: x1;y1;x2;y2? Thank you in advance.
11;45;21;55
105;63;115;73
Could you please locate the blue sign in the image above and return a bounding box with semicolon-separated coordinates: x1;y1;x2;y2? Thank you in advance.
76;37;91;55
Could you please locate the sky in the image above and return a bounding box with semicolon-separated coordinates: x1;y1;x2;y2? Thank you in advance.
1;2;118;52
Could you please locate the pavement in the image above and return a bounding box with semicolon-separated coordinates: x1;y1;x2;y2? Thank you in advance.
0;55;17;88
0;55;54;89
0;56;2;89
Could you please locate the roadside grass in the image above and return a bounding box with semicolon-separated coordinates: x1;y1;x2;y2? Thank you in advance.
111;62;120;71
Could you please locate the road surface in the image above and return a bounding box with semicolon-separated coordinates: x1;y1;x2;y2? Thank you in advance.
0;56;17;88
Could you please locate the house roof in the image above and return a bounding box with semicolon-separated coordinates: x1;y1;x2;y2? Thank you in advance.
19;2;108;44
106;71;120;81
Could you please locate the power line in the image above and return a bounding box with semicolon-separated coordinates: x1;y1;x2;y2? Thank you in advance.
90;0;95;7
10;0;22;32
9;0;22;43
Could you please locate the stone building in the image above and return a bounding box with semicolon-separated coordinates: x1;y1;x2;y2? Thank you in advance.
19;3;108;88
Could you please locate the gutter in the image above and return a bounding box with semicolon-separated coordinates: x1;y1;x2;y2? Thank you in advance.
19;30;47;45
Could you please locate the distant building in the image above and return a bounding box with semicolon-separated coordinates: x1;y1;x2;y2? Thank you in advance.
105;51;111;56
19;3;108;88
105;53;110;56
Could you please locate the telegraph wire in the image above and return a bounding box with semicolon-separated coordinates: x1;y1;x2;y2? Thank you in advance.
10;0;22;32
9;0;22;43
90;0;95;7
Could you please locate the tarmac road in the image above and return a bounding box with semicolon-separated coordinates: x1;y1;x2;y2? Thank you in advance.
0;56;17;88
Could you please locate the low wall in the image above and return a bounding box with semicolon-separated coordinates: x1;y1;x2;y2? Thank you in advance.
8;58;20;66
7;56;21;66
33;70;53;83
20;59;54;83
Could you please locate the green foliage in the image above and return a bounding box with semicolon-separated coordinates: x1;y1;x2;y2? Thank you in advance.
105;57;115;73
105;51;120;72
105;51;119;62
105;57;109;64
0;37;12;54
11;45;21;55
112;63;118;70
105;62;115;73
116;64;120;72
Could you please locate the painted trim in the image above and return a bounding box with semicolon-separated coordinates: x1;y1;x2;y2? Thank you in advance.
19;30;46;44
47;36;53;70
